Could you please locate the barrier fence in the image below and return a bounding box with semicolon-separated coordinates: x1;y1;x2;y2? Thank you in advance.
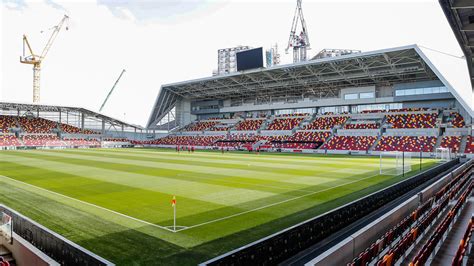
0;205;113;266
201;158;460;265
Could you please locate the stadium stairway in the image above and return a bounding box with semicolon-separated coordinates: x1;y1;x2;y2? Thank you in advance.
401;198;455;264
0;245;15;266
434;135;443;151
368;134;383;152
460;135;469;154
431;197;474;265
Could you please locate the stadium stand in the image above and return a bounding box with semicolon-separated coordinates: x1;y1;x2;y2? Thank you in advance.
267;117;304;130
18;117;57;133
409;182;473;265
303;116;348;130
233;119;264;131
0;116;17;133
375;136;437;152
348;163;472;266
385;113;438;128
465;136;474;154
0;135;21;147
60;123;99;134
182;121;219;131
440;135;462;153
449;112;466;128
22;135;63;146
322;136;376;151
145;135;224;146
344;121;379;129
452;216;474;266
288;131;330;142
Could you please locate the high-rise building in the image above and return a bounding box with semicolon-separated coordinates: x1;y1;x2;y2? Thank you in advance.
217;45;251;75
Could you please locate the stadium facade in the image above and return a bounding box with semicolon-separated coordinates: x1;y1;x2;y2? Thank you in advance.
146;44;473;156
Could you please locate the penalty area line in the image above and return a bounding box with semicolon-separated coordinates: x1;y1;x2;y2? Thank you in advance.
0;175;175;233
178;171;383;232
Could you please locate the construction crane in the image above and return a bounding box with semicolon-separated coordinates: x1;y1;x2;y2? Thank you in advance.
286;0;310;63
20;15;69;103
99;69;126;112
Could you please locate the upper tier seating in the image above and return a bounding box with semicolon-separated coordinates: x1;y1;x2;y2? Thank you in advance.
360;108;429;114
344;122;379;129
449;112;466;128
60;123;99;134
18;117;57;133
181;121;219;131
465;136;474;153
0;116;17;133
276;113;309;117
0;135;21;147
375;136;436;152
322;136;376;151
303;116;348;130
288;131;330;142
439;135;461;153
385;113;437;128
233;119;264;131
267;117;304;130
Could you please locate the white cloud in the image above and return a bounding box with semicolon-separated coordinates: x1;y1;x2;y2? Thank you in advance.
0;0;465;126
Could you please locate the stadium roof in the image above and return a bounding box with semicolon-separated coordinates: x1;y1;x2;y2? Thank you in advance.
439;0;474;86
0;101;143;130
147;44;473;128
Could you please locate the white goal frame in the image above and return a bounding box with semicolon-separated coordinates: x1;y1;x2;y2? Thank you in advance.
435;147;451;162
379;151;412;176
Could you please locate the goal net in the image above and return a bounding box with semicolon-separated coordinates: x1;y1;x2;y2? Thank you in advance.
435;147;451;162
379;151;412;176
0;212;12;243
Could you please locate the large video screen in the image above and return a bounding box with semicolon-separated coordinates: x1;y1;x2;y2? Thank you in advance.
236;47;263;71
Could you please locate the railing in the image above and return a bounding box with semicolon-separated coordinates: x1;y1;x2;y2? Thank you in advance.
200;158;460;265
0;205;113;266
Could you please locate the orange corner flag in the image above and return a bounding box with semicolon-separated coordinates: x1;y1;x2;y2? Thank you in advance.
171;196;176;207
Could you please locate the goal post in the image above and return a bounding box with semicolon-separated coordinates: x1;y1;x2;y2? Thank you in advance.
0;212;12;244
379;151;412;176
435;147;451;162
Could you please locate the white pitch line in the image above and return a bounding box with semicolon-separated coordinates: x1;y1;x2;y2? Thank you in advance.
0;175;176;233
176;171;383;232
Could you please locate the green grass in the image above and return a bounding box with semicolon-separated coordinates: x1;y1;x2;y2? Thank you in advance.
0;148;438;265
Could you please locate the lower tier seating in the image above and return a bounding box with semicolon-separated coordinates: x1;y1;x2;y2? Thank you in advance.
22;135;63;146
145;135;224;146
322;136;376;151
0;135;21;146
439;136;461;153
375;136;436;152
465;136;474;153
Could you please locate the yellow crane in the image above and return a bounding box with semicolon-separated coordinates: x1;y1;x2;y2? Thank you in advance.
20;15;69;103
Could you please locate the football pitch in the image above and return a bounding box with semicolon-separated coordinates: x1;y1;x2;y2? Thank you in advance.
0;148;438;265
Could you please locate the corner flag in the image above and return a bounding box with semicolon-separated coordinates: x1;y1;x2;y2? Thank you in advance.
171;195;176;207
171;195;177;232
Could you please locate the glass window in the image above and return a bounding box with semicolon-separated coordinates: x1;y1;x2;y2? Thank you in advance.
360;92;375;99
440;87;449;93
405;89;415;96
344;93;358;100
431;87;440;94
415;88;424;95
423;87;432;94
395;90;405;96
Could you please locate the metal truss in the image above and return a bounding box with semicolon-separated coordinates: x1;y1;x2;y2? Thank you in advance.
147;46;439;128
